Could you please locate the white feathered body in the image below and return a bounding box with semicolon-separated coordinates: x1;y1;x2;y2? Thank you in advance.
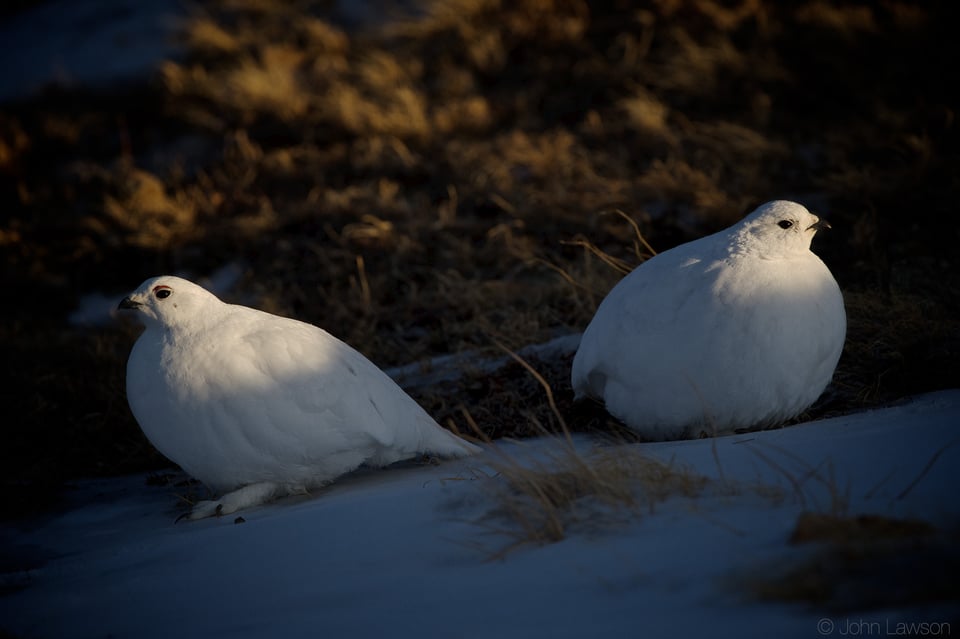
126;297;477;494
572;202;846;439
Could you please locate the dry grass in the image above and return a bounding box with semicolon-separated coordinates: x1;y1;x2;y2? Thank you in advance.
739;441;852;517
1;0;958;517
788;512;936;545
474;441;708;558
744;439;959;610
452;345;706;557
752;515;960;611
462;341;942;558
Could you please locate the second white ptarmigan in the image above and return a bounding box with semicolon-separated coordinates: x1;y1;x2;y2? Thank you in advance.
119;276;481;519
572;200;846;440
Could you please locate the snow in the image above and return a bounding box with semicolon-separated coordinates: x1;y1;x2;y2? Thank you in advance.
2;390;958;638
386;333;582;390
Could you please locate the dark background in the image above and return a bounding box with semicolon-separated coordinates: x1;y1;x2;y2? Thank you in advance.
1;0;958;517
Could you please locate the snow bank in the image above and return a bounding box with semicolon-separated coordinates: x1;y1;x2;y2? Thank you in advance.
2;391;957;638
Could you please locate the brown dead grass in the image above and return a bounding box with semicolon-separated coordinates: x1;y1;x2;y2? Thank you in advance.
476;441;708;557
1;0;958;516
753;514;960;611
461;345;707;556
788;512;936;544
745;438;959;610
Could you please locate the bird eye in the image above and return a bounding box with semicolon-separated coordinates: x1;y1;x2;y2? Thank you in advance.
777;220;793;229
154;286;172;299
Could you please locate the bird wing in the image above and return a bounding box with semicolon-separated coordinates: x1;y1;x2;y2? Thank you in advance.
227;310;408;453
574;239;723;398
243;314;478;461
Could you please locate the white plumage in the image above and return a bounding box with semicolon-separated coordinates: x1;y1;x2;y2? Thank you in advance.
119;276;480;519
572;200;846;440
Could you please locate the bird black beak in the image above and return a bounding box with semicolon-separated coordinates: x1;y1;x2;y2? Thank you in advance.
808;218;831;232
118;296;141;310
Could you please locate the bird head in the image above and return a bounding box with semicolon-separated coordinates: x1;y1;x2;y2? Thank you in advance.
118;275;220;331
735;200;831;259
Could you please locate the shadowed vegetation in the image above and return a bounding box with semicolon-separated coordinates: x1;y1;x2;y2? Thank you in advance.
1;0;958;516
752;513;960;611
473;441;710;558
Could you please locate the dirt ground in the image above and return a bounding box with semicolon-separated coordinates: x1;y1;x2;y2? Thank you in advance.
1;0;958;516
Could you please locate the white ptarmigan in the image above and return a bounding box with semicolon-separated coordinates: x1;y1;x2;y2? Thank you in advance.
119;276;481;519
571;200;846;440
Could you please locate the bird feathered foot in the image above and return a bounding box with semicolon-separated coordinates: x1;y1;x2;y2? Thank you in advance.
180;481;281;521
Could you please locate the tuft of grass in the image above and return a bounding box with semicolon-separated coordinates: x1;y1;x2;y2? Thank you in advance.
740;441;852;517
472;440;708;558
464;346;708;557
788;512;936;545
99;168;200;250
752;515;959;611
745;439;959;610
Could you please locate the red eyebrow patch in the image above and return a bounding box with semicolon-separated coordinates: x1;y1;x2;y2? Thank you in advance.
152;285;173;299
